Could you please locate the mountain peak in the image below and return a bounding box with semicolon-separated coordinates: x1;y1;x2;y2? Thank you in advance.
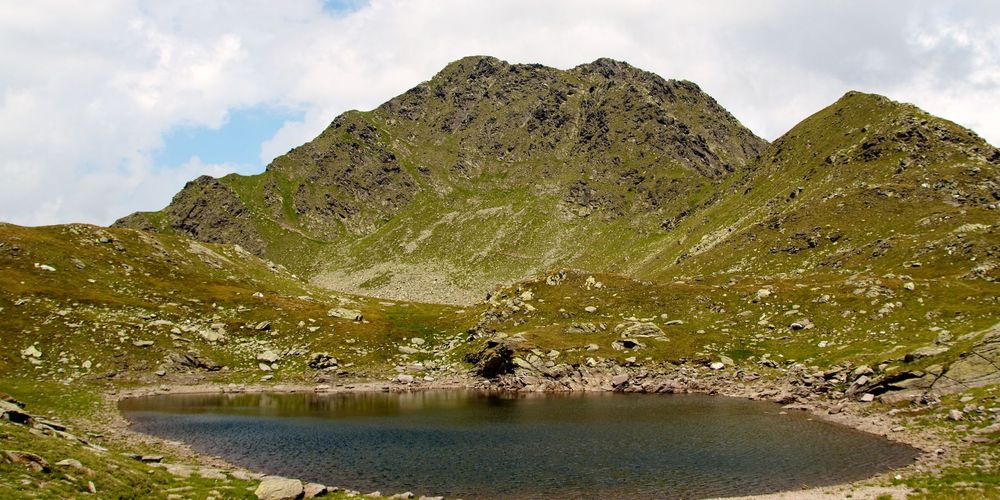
115;57;770;301
575;57;637;74
434;55;510;78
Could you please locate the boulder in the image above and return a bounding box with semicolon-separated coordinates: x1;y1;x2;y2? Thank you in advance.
0;391;24;408
0;400;33;425
512;357;533;370
930;326;1000;395
307;353;338;370
903;345;948;362
20;345;42;358
851;365;874;379
789;320;813;330
55;458;93;476
257;350;280;364
466;340;515;378
199;329;225;343
545;271;567;285
255;476;304;500
1;450;50;473
327;308;363;321
564;323;600;334
303;483;328;498
166;351;222;371
611;339;645;351
615;322;664;337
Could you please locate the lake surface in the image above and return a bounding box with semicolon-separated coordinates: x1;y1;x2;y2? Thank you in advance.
120;391;916;499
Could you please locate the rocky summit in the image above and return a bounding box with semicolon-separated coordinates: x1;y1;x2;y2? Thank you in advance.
3;56;1000;498
115;56;770;304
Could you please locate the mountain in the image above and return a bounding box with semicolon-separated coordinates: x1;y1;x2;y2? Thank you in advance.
114;56;767;303
633;91;1000;282
115;56;999;304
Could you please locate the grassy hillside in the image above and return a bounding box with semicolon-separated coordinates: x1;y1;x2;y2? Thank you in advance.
0;223;477;390
2;225;998;497
630;91;999;277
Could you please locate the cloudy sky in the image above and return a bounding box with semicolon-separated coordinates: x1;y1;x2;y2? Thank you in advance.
2;0;999;226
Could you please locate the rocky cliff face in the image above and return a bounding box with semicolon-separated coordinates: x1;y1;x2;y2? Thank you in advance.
116;176;266;255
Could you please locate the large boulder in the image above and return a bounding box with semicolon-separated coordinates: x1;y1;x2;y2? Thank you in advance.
871;323;1000;401
932;328;1000;394
255;476;304;500
466;339;516;378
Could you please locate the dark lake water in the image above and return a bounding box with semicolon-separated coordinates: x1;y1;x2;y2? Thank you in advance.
120;391;916;499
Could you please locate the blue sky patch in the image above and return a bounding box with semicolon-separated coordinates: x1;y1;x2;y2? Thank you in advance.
154;105;304;173
322;0;370;15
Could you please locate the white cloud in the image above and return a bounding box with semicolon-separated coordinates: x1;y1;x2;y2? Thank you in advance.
1;0;999;226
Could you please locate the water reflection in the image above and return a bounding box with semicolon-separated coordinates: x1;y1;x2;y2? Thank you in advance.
121;391;917;499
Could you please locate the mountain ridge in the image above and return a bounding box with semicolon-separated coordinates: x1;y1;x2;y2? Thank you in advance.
113;57;999;304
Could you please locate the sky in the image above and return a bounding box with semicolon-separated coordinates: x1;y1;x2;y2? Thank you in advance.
2;1;999;226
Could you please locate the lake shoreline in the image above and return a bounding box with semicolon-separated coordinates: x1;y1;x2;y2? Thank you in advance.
102;370;950;499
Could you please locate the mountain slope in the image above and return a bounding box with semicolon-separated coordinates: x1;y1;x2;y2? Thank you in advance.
634;91;1000;283
0;222;472;386
115;56;766;303
115;57;999;305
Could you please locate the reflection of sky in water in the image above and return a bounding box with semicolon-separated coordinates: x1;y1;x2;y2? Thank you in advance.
122;391;916;499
